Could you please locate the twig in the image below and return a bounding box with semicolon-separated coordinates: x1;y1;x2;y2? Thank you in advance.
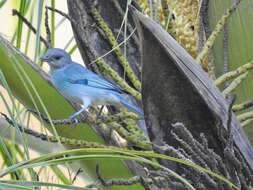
27;109;141;126
223;24;229;88
27;109;81;125
12;9;50;48
215;60;253;86
222;72;248;98
199;0;216;78
95;165;193;189
92;54;141;100
232;99;253;112
45;7;51;48
96;165;142;186
110;0;140;45
26;109;149;149
87;3;141;90
72;168;83;183
46;6;76;25
240;118;253;127
0;112;107;148
237;110;253;123
201;0;211;38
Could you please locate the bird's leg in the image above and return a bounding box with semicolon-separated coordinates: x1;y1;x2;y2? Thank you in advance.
69;98;91;126
69;106;87;123
69;109;85;128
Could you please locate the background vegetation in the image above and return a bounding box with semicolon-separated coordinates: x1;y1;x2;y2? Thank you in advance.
0;0;252;189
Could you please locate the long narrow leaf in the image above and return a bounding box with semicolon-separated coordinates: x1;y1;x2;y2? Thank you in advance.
0;148;240;190
0;180;91;190
50;0;55;47
34;0;44;62
0;182;32;190
16;0;27;49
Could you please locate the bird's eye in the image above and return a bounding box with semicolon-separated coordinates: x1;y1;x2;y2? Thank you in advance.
54;56;61;60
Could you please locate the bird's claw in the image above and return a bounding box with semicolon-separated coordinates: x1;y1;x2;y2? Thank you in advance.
69;116;79;127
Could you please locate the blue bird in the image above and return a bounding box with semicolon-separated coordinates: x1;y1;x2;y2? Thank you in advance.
40;48;144;120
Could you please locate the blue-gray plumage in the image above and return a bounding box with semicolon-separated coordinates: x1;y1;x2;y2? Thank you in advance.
40;48;144;120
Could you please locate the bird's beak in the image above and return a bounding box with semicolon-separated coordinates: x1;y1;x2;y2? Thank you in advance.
40;55;50;62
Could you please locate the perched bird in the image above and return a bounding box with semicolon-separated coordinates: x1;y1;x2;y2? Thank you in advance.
40;48;144;120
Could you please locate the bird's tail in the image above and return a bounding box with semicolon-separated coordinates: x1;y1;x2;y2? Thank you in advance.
118;96;144;116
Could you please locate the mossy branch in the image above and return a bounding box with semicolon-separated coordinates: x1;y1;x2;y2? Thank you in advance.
95;58;142;101
27;109;150;150
215;60;253;86
0;112;106;148
90;6;142;90
108;121;150;150
237;110;253;123
240;118;253;127
232;99;253;112
1;110;151;150
222;72;249;98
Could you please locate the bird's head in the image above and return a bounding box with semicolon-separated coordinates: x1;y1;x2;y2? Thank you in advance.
40;48;72;69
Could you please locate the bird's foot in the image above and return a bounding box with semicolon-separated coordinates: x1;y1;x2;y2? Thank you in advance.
69;115;80;127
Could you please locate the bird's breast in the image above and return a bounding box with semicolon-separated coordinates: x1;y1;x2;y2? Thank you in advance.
51;73;83;104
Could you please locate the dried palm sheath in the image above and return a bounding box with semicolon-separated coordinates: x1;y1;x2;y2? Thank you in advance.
132;8;253;171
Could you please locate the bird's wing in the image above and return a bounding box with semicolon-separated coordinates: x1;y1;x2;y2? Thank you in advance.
64;63;124;93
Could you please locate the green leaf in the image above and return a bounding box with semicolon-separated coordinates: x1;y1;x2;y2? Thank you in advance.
0;182;32;190
209;0;253;142
0;148;239;190
34;0;44;62
0;35;142;190
50;166;72;185
0;180;92;190
16;0;27;49
50;0;55;47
